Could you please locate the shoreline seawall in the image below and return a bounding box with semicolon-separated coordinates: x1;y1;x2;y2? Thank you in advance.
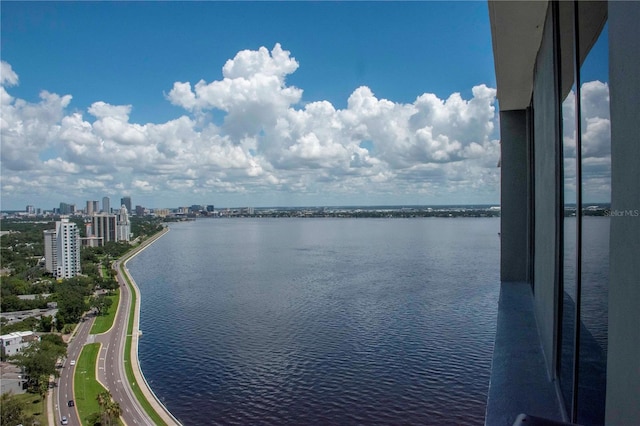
119;226;182;426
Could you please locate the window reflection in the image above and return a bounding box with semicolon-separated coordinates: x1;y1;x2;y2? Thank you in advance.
558;2;609;424
576;20;609;426
559;1;577;415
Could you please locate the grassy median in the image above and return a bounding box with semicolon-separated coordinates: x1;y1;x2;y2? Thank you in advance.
90;290;120;334
74;343;108;424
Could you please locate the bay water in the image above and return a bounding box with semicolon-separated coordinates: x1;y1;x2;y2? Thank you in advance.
128;217;501;425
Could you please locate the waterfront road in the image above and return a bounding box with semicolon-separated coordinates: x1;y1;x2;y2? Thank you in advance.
54;228;177;425
93;256;153;425
53;315;95;426
52;277;152;426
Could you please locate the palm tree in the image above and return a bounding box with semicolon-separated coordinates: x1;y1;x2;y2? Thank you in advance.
96;390;108;409
106;400;122;426
96;390;111;425
94;391;122;426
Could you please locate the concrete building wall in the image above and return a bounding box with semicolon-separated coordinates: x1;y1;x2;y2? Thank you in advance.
605;2;640;423
92;214;117;244
489;1;639;423
43;229;57;274
532;6;560;375
500;110;530;282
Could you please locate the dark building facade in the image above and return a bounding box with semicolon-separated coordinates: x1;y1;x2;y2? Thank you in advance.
120;196;132;212
486;1;639;425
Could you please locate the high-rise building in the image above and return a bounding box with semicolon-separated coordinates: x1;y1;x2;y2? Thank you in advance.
43;218;81;279
135;205;145;216
43;229;57;273
120;196;132;212
86;200;99;215
26;205;35;214
59;202;74;215
90;206;131;245
102;196;110;214
116;205;131;242
91;213;117;244
56;219;81;279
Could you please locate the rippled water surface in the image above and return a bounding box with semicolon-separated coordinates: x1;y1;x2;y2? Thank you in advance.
128;218;500;425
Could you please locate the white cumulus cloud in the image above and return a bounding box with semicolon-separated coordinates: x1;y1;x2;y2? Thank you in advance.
1;61;19;86
7;45;609;209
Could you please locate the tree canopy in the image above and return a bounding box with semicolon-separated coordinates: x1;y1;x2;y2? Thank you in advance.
11;338;67;390
0;392;37;426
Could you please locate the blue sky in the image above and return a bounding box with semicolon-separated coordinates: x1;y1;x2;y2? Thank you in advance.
2;2;495;123
0;2;609;210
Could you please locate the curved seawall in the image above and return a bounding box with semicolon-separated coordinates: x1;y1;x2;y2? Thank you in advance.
119;226;182;426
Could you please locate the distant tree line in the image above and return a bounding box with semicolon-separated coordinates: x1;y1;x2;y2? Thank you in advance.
131;216;164;239
0;221;52;276
1;218;165;319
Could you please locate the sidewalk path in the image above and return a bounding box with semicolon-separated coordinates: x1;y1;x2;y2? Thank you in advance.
47;375;54;426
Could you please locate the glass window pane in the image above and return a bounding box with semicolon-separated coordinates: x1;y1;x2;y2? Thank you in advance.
558;1;577;414
577;20;609;426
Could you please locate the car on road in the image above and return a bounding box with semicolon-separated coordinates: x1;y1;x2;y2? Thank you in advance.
61;416;68;425
68;400;74;407
69;360;75;366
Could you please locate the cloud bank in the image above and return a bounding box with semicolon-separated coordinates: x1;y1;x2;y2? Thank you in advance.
0;44;610;208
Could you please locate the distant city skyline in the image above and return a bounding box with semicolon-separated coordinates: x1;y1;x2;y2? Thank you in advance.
0;2;610;210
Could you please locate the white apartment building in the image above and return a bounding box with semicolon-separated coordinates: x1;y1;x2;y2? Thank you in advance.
43;218;82;279
0;331;40;356
116;205;131;242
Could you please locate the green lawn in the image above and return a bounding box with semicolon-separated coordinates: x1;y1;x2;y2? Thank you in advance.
14;392;47;425
90;290;120;334
74;343;108;425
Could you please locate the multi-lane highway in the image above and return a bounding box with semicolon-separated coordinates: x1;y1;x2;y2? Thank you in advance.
54;314;94;426
92;257;155;425
54;228;177;425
